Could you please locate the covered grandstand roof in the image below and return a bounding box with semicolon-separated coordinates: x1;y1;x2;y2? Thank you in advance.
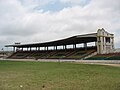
5;33;97;48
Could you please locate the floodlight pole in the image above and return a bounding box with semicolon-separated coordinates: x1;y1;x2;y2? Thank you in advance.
1;48;5;60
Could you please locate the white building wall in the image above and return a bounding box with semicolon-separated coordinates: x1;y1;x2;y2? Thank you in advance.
97;28;114;54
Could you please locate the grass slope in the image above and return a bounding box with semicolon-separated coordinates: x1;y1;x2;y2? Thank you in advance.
0;60;120;90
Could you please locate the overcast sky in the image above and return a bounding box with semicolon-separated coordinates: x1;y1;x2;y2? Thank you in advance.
0;0;120;50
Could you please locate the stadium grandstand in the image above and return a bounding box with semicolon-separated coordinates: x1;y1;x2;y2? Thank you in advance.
5;28;120;60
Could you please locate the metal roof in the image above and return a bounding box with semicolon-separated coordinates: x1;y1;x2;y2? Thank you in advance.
5;33;97;48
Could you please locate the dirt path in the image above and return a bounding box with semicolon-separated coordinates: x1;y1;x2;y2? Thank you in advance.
98;64;120;67
2;59;120;67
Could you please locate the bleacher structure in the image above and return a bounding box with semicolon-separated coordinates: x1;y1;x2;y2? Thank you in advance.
86;53;120;60
5;28;119;60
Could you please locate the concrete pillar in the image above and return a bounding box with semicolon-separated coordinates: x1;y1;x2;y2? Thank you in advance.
36;47;37;51
73;44;76;49
103;37;105;51
38;47;40;51
97;36;103;54
112;37;114;49
74;44;76;49
63;45;64;50
84;43;87;50
100;36;103;52
95;42;97;46
73;44;74;49
56;46;57;50
54;46;55;50
22;47;23;51
47;47;48;51
13;47;15;52
30;47;31;51
65;45;67;50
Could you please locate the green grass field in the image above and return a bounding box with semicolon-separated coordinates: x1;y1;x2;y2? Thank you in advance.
0;60;120;90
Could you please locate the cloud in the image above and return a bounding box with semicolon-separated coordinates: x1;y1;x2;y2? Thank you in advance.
0;0;120;50
18;0;91;12
60;0;91;6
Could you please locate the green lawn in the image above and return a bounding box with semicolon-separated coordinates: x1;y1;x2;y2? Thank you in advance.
0;60;120;90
